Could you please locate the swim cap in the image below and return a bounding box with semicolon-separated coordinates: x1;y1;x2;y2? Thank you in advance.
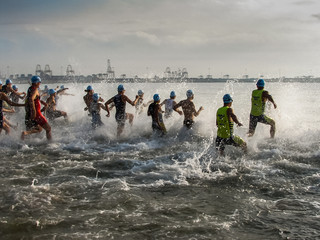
153;94;160;102
186;89;194;98
138;90;144;96
31;76;41;83
86;85;93;91
170;91;176;98
93;93;99;101
256;79;265;87
49;89;56;95
12;85;17;90
60;85;65;89
6;79;12;85
44;85;48;89
223;94;233;104
118;84;125;92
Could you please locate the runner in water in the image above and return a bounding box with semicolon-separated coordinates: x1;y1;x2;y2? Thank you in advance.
10;85;26;113
40;85;50;101
21;76;52;141
1;79;14;95
216;94;247;155
90;93;110;129
0;91;25;135
147;94;166;136
248;79;277;138
160;90;182;118
83;85;104;113
45;89;68;121
105;84;139;137
135;90;152;114
173;89;203;129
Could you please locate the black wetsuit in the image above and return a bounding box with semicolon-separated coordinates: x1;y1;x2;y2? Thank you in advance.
114;94;126;126
1;85;9;95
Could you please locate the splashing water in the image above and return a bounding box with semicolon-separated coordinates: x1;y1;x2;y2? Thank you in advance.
0;81;320;239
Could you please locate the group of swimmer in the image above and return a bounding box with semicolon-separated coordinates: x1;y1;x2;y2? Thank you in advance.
0;76;71;140
0;75;276;155
216;78;277;155
83;84;203;137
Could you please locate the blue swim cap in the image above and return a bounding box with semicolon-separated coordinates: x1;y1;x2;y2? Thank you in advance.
118;84;125;92
6;79;12;85
257;79;265;87
170;91;176;98
93;93;99;101
223;94;233;104
186;89;194;98
12;85;17;90
138;90;144;96
60;85;65;89
86;85;93;91
49;89;56;95
153;93;160;102
44;85;48;89
31;76;41;83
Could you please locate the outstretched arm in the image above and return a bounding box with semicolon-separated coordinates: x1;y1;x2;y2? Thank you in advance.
105;97;114;106
125;95;139;106
1;93;25;107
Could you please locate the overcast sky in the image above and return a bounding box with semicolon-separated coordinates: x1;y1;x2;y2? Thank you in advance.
1;0;320;78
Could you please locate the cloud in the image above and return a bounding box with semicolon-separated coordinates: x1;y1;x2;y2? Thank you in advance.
312;14;320;20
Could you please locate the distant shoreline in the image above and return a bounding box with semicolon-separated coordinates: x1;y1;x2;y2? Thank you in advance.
9;76;320;84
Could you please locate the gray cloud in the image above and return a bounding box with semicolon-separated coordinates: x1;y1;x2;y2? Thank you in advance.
312;14;320;20
1;0;320;77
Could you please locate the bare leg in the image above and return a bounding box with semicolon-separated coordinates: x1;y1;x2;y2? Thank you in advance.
270;120;276;138
21;126;43;140
42;122;52;140
117;124;124;137
2;122;10;135
127;113;134;126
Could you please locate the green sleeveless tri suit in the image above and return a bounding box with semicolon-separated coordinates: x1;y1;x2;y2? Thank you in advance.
249;89;273;133
215;106;244;151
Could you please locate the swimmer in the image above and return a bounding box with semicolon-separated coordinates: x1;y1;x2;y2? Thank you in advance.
10;85;26;112
90;93;110;129
173;89;203;129
83;85;104;113
160;90;182;118
0;91;25;135
45;89;68;121
0;79;14;95
147;94;166;136
105;84;140;137
215;94;247;156
135;90;152;114
248;79;277;138
21;76;52;141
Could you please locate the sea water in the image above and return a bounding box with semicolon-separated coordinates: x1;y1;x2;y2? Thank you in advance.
0;81;320;239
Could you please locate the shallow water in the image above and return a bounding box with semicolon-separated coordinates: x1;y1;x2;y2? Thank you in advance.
1;81;320;239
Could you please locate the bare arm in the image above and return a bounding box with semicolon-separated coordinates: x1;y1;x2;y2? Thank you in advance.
101;103;110;117
194;106;204;117
173;101;182;111
263;91;277;109
1;93;25;107
105;97;115;106
124;95;139;106
228;108;242;126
